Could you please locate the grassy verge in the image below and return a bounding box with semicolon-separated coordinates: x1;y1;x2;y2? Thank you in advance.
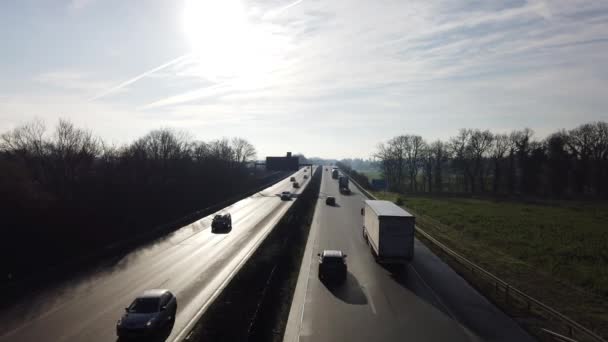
360;170;382;180
373;191;608;340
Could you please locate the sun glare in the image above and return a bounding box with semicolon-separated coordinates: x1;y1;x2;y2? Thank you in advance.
182;0;283;85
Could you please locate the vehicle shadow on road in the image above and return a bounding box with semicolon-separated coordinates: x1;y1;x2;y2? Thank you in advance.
322;272;368;305
116;318;175;342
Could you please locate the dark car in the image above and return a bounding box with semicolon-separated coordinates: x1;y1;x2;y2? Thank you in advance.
280;191;291;200
290;177;296;182
117;289;177;339
325;196;336;206
211;213;232;233
293;182;300;188
303;175;308;179
317;250;347;283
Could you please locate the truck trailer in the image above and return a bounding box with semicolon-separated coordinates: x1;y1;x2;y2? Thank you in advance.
338;176;350;194
363;200;415;263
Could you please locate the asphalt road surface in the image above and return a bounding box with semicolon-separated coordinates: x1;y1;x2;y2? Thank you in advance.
0;168;313;342
284;168;536;342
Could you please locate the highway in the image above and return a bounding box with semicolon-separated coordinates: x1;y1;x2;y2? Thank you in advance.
284;168;536;342
0;168;312;342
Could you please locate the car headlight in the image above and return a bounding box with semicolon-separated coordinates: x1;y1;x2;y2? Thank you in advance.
146;319;155;327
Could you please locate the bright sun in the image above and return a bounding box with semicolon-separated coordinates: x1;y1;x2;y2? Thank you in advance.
182;0;282;84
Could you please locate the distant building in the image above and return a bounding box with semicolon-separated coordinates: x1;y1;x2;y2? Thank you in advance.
266;152;299;171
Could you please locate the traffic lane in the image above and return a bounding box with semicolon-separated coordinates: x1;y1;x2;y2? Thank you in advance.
298;171;477;342
344;177;535;342
405;242;536;342
0;168;310;342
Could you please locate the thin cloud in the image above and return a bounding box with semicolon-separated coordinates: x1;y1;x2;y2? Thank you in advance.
35;71;113;93
68;0;95;10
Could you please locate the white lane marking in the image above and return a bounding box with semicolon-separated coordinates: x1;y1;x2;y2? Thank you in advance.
409;263;480;341
409;263;456;319
361;285;377;315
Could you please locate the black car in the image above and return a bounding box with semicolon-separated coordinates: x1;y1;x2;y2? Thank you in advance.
293;182;300;188
325;196;336;206
280;191;291;200
290;177;296;182
317;250;347;283
211;213;232;233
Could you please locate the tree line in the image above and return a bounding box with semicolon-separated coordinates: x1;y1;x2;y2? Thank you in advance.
1;119;260;281
374;121;608;198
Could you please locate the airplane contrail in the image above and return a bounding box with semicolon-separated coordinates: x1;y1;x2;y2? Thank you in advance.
89;54;192;101
263;0;304;19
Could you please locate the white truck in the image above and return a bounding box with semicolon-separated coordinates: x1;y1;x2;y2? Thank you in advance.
363;200;415;263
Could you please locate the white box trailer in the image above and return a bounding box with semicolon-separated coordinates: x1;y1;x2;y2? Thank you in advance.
363;200;415;263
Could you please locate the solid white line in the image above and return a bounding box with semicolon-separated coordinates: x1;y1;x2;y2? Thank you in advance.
409;263;480;341
362;286;377;315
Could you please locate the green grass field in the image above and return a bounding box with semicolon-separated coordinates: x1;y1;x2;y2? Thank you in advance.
359;170;382;180
373;192;608;334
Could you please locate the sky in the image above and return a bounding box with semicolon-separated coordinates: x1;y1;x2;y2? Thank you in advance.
0;0;607;159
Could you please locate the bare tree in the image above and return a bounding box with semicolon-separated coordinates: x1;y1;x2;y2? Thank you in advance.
449;129;472;192
468;129;493;193
429;140;447;192
565;124;594;194
490;134;509;193
406;135;425;192
375;140;403;191
209;138;234;163
0;119;47;157
192;141;210;163
231;137;257;164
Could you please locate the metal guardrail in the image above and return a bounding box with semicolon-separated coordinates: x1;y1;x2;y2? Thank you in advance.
543;329;584;342
343;170;606;342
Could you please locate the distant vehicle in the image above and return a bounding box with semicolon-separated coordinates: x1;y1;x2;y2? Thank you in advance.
317;250;347;283
326;196;336;206
325;168;328;171
117;289;177;338
303;175;308;179
290;176;296;182
293;182;300;188
363;200;415;264
211;213;232;233
280;191;291;200
331;169;339;179
338;176;350;194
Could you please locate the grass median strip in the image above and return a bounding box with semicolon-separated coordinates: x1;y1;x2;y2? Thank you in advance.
373;192;608;339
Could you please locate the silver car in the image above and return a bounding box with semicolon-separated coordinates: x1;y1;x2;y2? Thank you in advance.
117;289;177;338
